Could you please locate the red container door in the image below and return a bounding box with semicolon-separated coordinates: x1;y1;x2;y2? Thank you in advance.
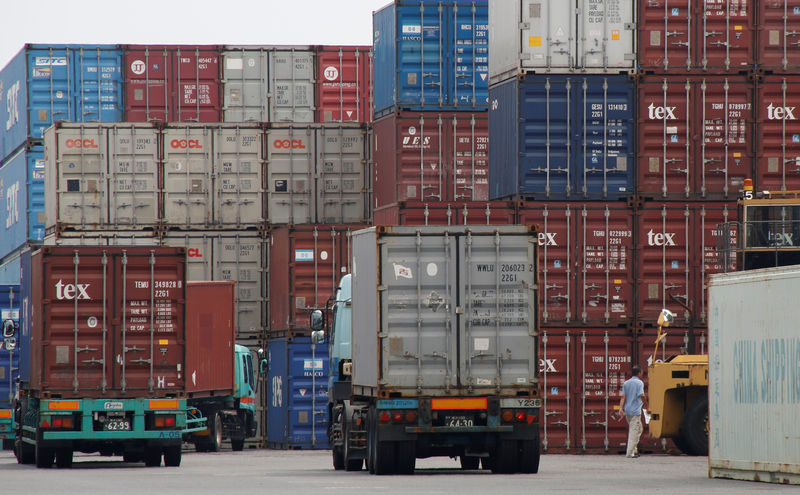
694;76;754;200
576;204;634;325
316;46;372;123
125;47;171;121
185;281;235;396
636;205;692;326
637;77;693;199
638;0;693;72
757;0;800;71
699;1;754;72
451;114;489;201
693;204;737;325
755;76;800;191
519;204;573;324
173;47;221;122
539;330;572;451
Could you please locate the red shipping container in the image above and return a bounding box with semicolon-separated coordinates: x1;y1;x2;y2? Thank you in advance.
694;203;737;324
267;224;367;334
372;201;517;226
519;203;635;326
539;328;634;453
372;112;489;207
185;281;235;397
637;75;754;200
316;46;373;123
28;246;186;398
124;45;221;122
755;75;800;192
638;0;755;73
757;0;800;72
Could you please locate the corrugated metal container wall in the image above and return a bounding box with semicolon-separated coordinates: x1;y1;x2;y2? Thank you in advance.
266;124;370;224
519;203;635;326
316;46;373;123
708;266;800;484
636;75;754;200
489;74;635;201
266;337;329;449
372;112;488;208
162;123;265;229
0;250;22;284
161;231;266;339
267;225;363;335
222;46;315;123
539;328;633;453
372;0;489;118
0;144;45;257
0;284;20;408
757;0;800;73
185;281;235;396
372;200;516;226
490;0;636;83
124;45;221;122
638;0;755;73
44;123;161;233
43;231;161;247
0;44;125;162
24;246;186;397
755;76;800;192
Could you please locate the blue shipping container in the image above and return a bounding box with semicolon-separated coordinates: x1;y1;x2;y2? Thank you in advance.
0;249;22;285
266;337;329;449
1;284;20;409
17;250;32;386
489;75;636;200
373;0;489;119
0;44;124;161
0;144;45;258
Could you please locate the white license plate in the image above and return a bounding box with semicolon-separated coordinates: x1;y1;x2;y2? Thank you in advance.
104;419;131;431
444;415;474;427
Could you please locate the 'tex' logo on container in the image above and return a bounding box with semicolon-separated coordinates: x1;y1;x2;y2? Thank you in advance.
55;280;91;300
767;103;797;120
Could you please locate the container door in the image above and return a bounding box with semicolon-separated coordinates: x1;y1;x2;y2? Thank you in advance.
213;125;265;227
638;0;693;71
521;0;573;71
694;204;736;324
268;48;314;123
125;48;170;122
450;2;489;109
449;114;489;201
396;3;446;109
755;77;800;192
72;47;124;123
699;0;754;71
162;125;213;227
458;231;537;390
757;0;800;71
540;330;572;451
222;48;268;122
316;126;369;224
213;234;266;339
578;0;635;71
53;125;109;228
172;47;220;123
287;339;329;448
316;47;372;123
107;124;159;228
266;126;315;224
27;48;73;139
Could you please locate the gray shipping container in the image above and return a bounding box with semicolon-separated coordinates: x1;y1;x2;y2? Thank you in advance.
222;46;315;123
708;266;800;485
43;231;161;247
351;225;538;397
162;231;266;339
489;0;636;83
44;123;160;232
266;123;370;225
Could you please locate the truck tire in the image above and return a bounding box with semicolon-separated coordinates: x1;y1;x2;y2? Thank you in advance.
231;436;245;452
332;446;345;470
35;441;55;468
672;434;691;455
193;440;209;452
460;456;480;470
518;440;540;473
373;441;396;475
395;441;415;475
144;447;162;467
163;446;182;467
55;448;73;468
16;437;35;465
679;396;709;456
491;440;519;474
209;412;223;452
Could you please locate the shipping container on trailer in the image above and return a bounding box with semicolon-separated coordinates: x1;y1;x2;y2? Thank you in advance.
162;123;265;229
44;122;161;233
266;337;329;449
372;200;517;226
267;224;364;336
124;45;221;122
315;46;373;123
0;44;124;162
490;0;637;82
754;75;800;192
372;111;488;208
489;74;635;201
638;0;755;74
372;0;489;118
0;143;45;258
161;231;266;339
636;75;755;200
222;46;315;123
265;123;370;224
757;0;800;73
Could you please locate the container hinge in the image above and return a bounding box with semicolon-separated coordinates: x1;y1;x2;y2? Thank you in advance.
624;23;636;30
378;285;387;291
624;53;636;61
129;358;152;365
455;306;464;315
378;332;388;338
518;22;530;30
519;53;531;61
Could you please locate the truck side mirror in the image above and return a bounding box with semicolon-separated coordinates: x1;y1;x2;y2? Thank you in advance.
257;348;268;374
309;309;325;331
311;330;325;345
3;319;17;338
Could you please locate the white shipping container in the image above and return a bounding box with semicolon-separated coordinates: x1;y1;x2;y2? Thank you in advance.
708;266;800;485
489;0;636;83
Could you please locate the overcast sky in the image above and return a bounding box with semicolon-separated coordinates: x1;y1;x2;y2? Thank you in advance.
1;0;389;70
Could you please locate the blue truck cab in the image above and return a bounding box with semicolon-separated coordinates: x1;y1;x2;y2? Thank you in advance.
0;285;20;450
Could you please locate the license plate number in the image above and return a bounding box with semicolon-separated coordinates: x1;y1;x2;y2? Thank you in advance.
104;419;131;431
444;415;474;427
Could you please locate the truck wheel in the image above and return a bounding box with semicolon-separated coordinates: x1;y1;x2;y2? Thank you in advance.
332;446;345;470
491;440;519;474
460;456;480;470
672;434;691;455
55;448;73;468
373;441;396;475
395;441;415;475
163;446;182;467
193;440;209;453
480;456;494;471
144;448;162;467
680;396;709;456
231;436;245;452
35;442;55;468
209;412;223;452
518;440;540;473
